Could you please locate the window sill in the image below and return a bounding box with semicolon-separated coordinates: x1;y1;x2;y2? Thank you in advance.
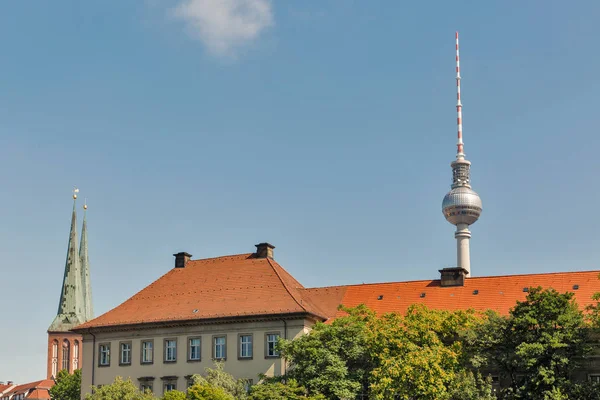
98;364;111;368
187;359;202;363
265;355;280;359
163;360;177;364
212;358;227;362
119;362;132;367
238;356;253;360
141;361;154;366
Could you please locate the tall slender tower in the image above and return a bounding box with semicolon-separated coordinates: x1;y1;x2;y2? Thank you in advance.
80;200;93;320
442;32;483;276
47;189;92;378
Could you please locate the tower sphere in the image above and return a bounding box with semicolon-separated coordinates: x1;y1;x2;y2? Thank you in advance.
442;186;482;226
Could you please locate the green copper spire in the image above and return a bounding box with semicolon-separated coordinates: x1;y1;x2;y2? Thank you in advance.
48;193;86;332
80;201;93;320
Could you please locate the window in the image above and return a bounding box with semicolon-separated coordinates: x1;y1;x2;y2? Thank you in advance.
164;383;176;393
62;339;70;372
99;343;110;366
141;340;153;364
120;342;132;365
164;339;177;362
140;384;153;393
590;374;600;383
243;379;254;393
188;337;201;361
213;336;226;360
52;340;58;377
239;334;253;359
265;333;280;358
73;340;79;370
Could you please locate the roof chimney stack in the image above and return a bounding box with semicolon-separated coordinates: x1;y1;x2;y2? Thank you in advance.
439;267;468;287
255;243;275;259
173;252;192;268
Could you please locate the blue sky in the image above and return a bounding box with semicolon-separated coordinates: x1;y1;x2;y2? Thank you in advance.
1;0;600;383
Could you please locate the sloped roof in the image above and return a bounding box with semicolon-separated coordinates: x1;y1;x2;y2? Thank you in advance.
5;380;53;399
306;270;600;320
74;248;600;331
0;384;15;395
75;254;326;330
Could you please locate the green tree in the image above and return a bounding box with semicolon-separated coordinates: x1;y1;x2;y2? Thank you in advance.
467;287;589;400
447;371;495;400
50;369;81;400
279;304;490;400
278;305;374;399
587;273;600;328
248;379;325;400
85;376;156;400
162;390;186;400
186;383;233;400
189;362;247;399
366;304;485;400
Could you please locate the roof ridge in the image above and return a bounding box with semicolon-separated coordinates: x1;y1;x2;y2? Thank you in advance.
188;253;254;263
267;258;329;320
307;269;600;290
266;258;308;313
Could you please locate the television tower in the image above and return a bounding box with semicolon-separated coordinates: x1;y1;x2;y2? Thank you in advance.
442;32;482;276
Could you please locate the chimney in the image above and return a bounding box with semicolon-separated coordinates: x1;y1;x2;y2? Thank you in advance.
7;381;13;385
173;252;192;268
439;267;468;287
255;243;275;259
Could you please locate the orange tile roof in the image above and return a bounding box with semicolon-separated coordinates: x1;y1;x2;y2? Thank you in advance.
307;270;600;320
5;380;53;399
73;249;600;330
0;384;14;395
75;254;327;330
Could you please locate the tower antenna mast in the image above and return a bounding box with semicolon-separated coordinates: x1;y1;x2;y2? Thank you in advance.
456;31;464;159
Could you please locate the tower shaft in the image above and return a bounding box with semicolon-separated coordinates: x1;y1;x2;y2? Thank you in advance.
455;223;471;275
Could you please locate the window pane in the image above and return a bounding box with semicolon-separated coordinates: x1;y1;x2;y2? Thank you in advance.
142;341;153;363
121;343;131;364
100;345;110;365
165;340;176;361
240;335;252;358
267;334;279;356
189;338;200;360
214;337;225;359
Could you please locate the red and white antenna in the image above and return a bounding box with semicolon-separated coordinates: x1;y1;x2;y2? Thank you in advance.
456;31;464;159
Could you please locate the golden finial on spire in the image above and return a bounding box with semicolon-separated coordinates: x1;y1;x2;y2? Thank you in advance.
83;198;88;210
73;186;79;200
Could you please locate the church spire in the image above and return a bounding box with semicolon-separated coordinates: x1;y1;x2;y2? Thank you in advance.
80;199;93;320
48;189;86;332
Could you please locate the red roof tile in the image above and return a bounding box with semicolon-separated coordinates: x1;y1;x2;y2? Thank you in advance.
5;380;53;399
0;384;14;395
74;249;600;330
76;254;327;330
307;270;600;320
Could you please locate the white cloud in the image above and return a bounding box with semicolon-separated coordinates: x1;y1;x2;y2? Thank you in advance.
173;0;273;57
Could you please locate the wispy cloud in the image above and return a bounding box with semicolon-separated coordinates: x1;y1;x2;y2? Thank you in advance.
172;0;274;57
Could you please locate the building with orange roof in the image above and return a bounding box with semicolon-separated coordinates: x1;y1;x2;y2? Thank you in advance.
68;34;600;397
72;243;600;397
0;380;53;400
0;383;16;397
